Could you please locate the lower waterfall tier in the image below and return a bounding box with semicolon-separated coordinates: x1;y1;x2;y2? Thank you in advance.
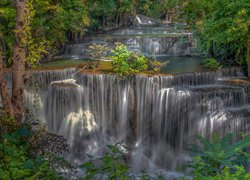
24;67;250;174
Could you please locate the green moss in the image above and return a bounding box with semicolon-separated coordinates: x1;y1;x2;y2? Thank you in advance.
34;59;91;70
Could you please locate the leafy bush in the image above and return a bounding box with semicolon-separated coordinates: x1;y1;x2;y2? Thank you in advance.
80;142;129;179
204;58;221;70
111;44;148;77
187;133;250;177
184;0;249;65
196;166;250;180
79;142;166;179
0;126;59;179
0;112;71;179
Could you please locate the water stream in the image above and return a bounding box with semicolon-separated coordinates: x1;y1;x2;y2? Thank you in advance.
64;21;196;59
24;66;250;177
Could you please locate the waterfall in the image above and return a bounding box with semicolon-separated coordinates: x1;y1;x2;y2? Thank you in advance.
64;24;196;59
24;67;250;172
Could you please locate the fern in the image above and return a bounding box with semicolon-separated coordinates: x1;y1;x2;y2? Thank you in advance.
225;137;250;158
187;132;250;177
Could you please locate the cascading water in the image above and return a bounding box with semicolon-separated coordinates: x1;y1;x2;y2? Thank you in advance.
65;31;195;58
64;19;196;59
24;66;250;176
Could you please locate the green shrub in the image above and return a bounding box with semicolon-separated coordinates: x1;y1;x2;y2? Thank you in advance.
195;166;250;180
0;126;59;179
110;44;148;77
204;58;222;70
184;0;249;65
187;133;250;178
79;142;167;179
80;142;129;179
0;112;70;179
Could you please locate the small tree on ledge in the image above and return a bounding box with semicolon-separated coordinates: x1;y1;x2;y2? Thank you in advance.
110;44;148;77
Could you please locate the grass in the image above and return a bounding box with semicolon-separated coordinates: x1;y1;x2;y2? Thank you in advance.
34;58;114;73
34;59;90;70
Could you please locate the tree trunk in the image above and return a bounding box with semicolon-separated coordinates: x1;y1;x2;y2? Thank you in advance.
11;0;27;122
0;50;14;116
247;40;250;78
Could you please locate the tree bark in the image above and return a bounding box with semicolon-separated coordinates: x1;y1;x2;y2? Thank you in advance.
11;0;27;123
247;40;250;78
0;50;14;116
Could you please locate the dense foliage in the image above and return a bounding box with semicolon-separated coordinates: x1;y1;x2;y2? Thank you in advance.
80;142;129;179
1;0;250;178
111;44;148;77
136;0;186;21
184;0;250;66
0;0;89;66
0;114;59;179
188;133;250;178
204;58;222;70
0;112;72;179
87;0;136;31
198;166;250;180
80;142;164;179
1;0;248;67
86;0;187;31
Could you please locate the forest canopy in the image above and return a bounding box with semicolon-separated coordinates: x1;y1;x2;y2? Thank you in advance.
0;0;250;179
184;0;250;66
1;0;248;66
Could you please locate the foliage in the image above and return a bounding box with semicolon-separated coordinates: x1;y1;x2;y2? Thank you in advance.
204;58;222;70
137;0;185;21
194;166;250;180
86;0;187;30
188;133;250;177
184;0;250;65
0;0;90;66
0;112;73;179
0;114;60;179
80;142;170;179
0;0;16;66
87;0;136;31
111;44;148;77
80;142;129;180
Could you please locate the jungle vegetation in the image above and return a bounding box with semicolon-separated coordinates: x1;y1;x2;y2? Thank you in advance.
0;0;249;179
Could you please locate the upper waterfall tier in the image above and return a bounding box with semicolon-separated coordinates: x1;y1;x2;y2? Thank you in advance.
63;25;196;59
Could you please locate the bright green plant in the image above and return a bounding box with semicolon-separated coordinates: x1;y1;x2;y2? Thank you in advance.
80;142;129;180
196;166;250;180
111;44;148;77
188;133;250;177
204;58;222;70
184;0;250;65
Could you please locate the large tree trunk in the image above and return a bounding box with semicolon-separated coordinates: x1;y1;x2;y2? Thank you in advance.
11;0;27;123
0;49;14;116
247;40;250;78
